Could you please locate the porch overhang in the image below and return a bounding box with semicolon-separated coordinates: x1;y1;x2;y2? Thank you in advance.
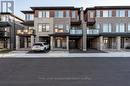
100;33;130;37
49;33;69;36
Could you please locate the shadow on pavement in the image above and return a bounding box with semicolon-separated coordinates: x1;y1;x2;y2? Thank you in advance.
27;49;50;54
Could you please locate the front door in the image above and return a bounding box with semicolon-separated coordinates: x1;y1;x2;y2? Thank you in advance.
57;38;61;48
55;37;62;48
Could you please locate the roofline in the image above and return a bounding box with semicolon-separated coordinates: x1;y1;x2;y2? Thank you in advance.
0;12;24;22
85;6;130;13
21;10;34;14
30;6;81;10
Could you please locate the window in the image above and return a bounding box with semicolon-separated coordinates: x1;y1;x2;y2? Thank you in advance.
38;24;50;32
116;23;125;32
108;10;112;17
1;15;9;21
66;25;69;32
128;23;130;32
26;14;34;21
103;10;112;17
38;24;42;32
89;11;94;18
54;24;69;33
55;24;64;29
128;10;130;17
38;11;42;18
96;10;100;17
72;11;76;18
103;23;112;32
38;11;50;18
103;10;108;17
116;10;125;17
55;11;63;18
66;10;70;18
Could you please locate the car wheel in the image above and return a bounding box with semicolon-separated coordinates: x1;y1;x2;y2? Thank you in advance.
44;48;47;52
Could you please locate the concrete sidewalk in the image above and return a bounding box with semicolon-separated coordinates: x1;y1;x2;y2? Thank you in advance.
0;50;130;57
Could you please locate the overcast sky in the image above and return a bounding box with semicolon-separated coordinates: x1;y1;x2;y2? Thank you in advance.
1;0;130;19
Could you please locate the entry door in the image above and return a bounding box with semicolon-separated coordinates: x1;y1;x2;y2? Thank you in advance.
57;39;61;48
55;37;62;48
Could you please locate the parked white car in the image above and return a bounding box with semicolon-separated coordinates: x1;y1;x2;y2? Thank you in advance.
31;42;49;51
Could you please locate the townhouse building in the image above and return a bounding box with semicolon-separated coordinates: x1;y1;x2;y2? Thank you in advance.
0;12;24;50
20;6;87;51
85;6;130;50
1;6;130;51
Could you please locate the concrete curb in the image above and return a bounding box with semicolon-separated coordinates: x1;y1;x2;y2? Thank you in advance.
0;52;130;58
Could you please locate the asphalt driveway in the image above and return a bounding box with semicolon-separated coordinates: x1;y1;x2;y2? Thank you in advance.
0;58;130;86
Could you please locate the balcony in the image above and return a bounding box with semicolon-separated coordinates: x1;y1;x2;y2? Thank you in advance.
0;31;9;37
17;29;35;36
87;29;99;35
70;29;82;35
54;29;69;34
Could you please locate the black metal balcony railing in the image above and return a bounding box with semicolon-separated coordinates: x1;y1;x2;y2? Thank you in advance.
87;29;99;35
70;29;82;35
69;29;99;35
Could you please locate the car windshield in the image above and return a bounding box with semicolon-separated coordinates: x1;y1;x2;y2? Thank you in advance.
33;43;43;46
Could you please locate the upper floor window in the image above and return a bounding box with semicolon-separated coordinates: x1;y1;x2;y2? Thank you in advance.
66;10;70;18
116;23;125;32
38;11;50;18
128;10;130;17
103;10;112;17
128;23;130;32
88;11;94;18
38;23;50;32
26;14;34;21
0;15;9;21
54;24;64;32
55;11;63;18
116;10;125;17
96;10;100;17
72;11;76;18
103;23;112;32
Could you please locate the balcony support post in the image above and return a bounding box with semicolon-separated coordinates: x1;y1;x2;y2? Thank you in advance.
116;36;121;50
7;39;10;49
31;35;34;47
81;7;87;51
24;37;28;48
99;36;103;50
50;36;53;50
66;36;69;50
16;35;20;50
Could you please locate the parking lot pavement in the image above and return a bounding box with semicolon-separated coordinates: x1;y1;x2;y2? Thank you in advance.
0;58;129;86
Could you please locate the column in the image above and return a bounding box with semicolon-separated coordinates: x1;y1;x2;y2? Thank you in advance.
31;35;34;47
116;36;121;50
82;22;87;51
16;35;20;50
99;36;103;50
35;36;39;42
81;7;87;51
50;36;53;50
7;39;10;49
66;36;69;50
24;38;27;48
